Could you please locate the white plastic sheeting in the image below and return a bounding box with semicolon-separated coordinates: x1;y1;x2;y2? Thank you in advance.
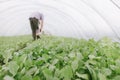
0;0;120;41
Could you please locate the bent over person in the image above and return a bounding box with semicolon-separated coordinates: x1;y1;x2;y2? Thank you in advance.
29;12;44;40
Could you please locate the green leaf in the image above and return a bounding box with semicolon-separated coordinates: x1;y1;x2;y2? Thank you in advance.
42;54;50;61
98;73;106;80
33;76;40;80
52;59;59;65
88;55;95;60
76;72;89;80
49;64;55;71
53;77;59;80
19;54;27;63
18;54;27;68
21;75;32;80
42;68;53;80
87;60;97;65
110;65;117;70
75;79;82;80
71;59;78;72
86;64;98;80
60;65;73;80
54;69;61;78
3;49;13;64
115;66;120;74
115;59;120;67
8;61;19;76
26;66;38;76
35;59;44;66
20;67;26;74
113;76;120;80
76;53;83;60
24;58;33;69
4;75;14;80
68;52;75;58
102;68;112;76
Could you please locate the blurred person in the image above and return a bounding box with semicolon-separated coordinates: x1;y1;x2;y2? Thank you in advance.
29;12;44;40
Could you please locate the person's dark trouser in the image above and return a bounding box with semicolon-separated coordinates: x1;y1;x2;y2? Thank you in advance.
29;18;40;40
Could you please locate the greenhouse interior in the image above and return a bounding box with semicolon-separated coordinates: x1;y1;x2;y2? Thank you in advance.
0;0;120;80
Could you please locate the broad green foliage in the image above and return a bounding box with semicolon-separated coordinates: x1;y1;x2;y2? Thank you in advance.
8;61;19;76
0;35;120;80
